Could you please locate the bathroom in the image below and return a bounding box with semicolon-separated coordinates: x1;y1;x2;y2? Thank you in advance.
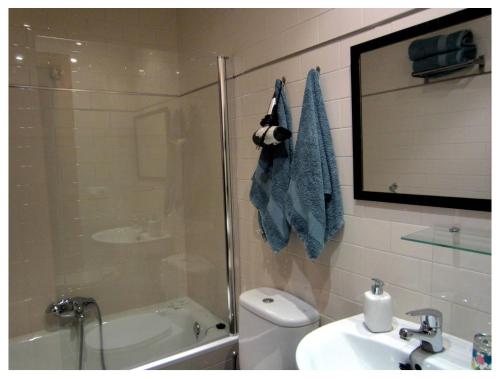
6;3;493;372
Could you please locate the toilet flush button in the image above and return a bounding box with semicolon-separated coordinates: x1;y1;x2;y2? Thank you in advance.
262;298;274;303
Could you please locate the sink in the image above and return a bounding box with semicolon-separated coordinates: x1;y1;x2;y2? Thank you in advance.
296;314;472;370
92;226;170;244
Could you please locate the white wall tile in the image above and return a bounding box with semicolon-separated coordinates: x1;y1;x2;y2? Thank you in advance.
364;248;431;293
432;263;491;313
384;284;431;321
336;156;353;186
331;127;352;157
340;185;364;217
298;9;330;23
283;18;319;56
432;247;491;275
329;242;367;275
318;9;364;42
300;41;341;77
331;268;371;303
320;68;351;101
450;303;491;340
390;222;433;260
323;291;363;321
359;217;392;251
177;8;491;340
324;99;342;129
362;9;411;26
268;57;302;84
265;9;300;36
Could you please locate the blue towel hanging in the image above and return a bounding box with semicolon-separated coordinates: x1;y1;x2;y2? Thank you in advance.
285;68;344;260
249;79;293;252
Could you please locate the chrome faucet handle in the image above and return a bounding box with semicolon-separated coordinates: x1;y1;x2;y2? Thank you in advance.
406;308;442;329
46;298;74;318
46;297;96;319
400;308;444;353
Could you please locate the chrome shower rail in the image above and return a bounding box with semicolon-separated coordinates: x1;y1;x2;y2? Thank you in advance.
217;56;237;335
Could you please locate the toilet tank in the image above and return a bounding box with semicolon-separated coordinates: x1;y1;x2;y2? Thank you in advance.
238;287;320;370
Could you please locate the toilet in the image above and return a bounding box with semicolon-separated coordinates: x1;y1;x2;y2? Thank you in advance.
238;287;320;369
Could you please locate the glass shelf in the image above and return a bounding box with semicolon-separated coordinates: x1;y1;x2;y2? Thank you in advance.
401;227;491;256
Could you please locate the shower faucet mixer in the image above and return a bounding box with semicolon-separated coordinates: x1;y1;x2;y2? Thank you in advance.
46;297;97;319
46;296;106;369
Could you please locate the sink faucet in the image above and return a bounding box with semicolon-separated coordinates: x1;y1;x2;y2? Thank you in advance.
399;308;444;353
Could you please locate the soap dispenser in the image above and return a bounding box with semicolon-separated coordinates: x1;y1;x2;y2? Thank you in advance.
363;278;393;333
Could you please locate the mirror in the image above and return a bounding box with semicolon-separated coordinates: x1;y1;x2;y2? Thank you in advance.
351;9;491;211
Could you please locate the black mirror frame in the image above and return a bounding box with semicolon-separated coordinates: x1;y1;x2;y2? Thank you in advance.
350;8;491;212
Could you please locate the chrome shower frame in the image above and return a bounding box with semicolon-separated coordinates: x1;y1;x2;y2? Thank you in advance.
217;56;238;336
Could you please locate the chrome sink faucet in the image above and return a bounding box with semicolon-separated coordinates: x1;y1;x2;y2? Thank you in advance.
399;308;444;353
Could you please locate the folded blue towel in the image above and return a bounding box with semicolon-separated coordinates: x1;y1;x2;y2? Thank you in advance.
249;79;292;252
408;29;474;61
285;69;344;260
412;46;477;75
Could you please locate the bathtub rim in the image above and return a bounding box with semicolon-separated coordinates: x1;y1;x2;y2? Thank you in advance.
133;334;238;370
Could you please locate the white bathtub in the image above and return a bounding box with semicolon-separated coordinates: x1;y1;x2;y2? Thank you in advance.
9;297;231;370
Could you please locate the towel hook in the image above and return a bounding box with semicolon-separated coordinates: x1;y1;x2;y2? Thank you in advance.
281;76;286;85
316;66;321;73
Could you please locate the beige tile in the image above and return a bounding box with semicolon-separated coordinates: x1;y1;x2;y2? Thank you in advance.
362;9;411;26
390;222;433;260
450;304;491;341
431;263;491;313
318;9;364;42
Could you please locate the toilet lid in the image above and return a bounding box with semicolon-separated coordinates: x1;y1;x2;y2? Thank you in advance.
239;287;320;327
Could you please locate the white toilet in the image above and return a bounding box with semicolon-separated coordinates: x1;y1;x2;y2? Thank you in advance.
238;287;320;369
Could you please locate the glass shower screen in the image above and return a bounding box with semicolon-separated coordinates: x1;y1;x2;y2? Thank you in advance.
9;8;232;369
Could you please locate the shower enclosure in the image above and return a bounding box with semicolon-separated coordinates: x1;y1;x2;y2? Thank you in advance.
9;9;236;369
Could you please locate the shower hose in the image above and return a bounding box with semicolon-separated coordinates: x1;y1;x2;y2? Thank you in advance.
78;302;106;370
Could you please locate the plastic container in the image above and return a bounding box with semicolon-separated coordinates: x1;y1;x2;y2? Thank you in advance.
363;278;393;333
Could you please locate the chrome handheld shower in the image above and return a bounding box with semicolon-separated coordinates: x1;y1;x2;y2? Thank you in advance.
46;297;106;370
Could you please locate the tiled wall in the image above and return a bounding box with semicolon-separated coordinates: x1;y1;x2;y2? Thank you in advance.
177;8;491;341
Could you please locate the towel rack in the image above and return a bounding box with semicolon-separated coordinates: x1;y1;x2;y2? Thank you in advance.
412;55;485;82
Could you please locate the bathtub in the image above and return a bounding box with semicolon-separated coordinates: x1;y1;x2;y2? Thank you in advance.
9;297;237;370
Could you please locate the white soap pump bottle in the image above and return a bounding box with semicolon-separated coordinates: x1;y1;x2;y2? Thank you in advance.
363;278;393;333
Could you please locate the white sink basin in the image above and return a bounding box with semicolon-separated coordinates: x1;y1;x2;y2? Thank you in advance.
92;226;170;244
296;314;472;370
